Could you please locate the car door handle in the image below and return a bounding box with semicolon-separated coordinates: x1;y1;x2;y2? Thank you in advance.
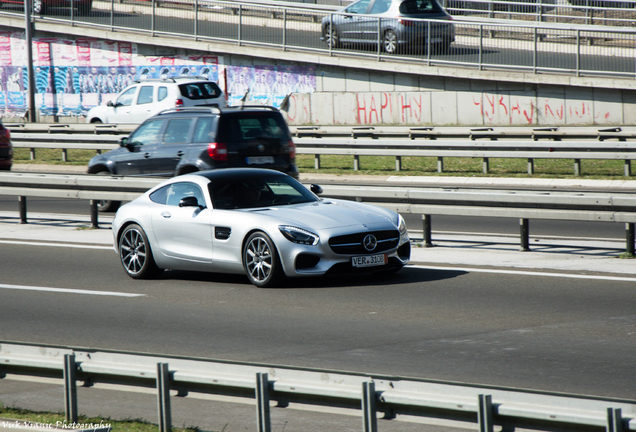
161;211;171;218
144;152;151;158
176;151;185;157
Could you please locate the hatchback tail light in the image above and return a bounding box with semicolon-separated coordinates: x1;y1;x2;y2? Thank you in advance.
208;142;228;161
0;127;9;140
175;98;184;107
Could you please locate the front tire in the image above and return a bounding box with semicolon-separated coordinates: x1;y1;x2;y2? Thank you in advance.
32;0;46;14
243;232;282;288
119;224;163;279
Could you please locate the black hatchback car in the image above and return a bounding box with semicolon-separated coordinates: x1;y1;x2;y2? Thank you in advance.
88;106;298;210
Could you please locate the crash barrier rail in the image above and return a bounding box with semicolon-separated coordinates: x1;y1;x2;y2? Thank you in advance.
7;124;636;176
2;0;634;80
1;341;634;432
1;172;636;253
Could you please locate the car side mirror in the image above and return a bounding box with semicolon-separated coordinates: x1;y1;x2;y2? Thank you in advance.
119;137;128;146
179;196;205;209
107;101;114;107
310;184;323;195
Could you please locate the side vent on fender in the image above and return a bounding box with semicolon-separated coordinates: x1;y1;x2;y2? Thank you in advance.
215;227;231;240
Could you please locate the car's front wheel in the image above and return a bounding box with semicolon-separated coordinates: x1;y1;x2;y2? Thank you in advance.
32;0;46;14
324;24;339;49
119;224;163;279
243;232;282;288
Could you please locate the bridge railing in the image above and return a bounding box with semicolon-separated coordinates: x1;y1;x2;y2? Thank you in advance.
1;0;634;79
1;341;634;432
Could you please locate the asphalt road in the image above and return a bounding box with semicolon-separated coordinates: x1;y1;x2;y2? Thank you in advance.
1;238;635;402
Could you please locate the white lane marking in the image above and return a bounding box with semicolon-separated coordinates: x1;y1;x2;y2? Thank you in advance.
0;284;145;297
0;240;112;250
411;265;636;282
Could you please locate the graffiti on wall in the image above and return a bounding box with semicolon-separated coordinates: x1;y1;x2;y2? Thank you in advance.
226;65;315;108
0;32;221;117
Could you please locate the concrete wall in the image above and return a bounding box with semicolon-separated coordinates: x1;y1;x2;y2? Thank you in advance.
3;21;635;127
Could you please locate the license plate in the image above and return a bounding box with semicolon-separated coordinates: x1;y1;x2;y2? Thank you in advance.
352;254;387;268
246;156;275;165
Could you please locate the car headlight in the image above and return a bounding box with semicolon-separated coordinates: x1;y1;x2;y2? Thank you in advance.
398;214;407;236
279;226;319;245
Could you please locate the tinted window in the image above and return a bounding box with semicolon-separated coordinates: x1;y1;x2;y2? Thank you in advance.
162;118;193;144
149;185;169;204
179;82;222;100
219;114;289;141
399;0;443;13
128;120;164;146
137;86;154;105
192;117;216;143
209;175;317;210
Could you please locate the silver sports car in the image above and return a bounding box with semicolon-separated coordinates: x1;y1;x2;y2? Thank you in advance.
112;168;411;287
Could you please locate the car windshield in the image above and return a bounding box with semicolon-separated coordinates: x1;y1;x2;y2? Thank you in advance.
209;175;319;209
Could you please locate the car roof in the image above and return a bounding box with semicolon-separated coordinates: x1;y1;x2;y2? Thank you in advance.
192;168;289;182
152;105;281;118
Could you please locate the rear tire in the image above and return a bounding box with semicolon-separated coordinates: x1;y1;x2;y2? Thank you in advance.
119;224;163;279
382;30;398;54
324;24;340;49
32;0;46;14
95;171;121;212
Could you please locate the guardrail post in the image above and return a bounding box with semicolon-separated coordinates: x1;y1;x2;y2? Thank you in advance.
354;155;360;171
607;407;623;432
527;158;534;175
314;154;321;170
624;160;631;177
437;157;444;173
362;381;378;432
63;354;78;423
478;394;493;432
574;159;581;176
19;196;27;224
395;156;402;171
90;200;99;228
423;214;433;247
157;362;172;432
482;158;489;174
626;223;635;256
255;372;271;432
520;219;530;251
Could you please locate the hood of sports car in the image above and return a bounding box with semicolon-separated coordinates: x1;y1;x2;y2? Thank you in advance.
250;199;395;230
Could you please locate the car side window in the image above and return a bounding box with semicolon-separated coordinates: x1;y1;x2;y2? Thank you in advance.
149;185;169;205
158;86;168;102
137;86;154;105
346;0;371;13
192;117;216;143
165;182;206;207
116;87;137;107
162;118;194;144
369;0;391;14
128;120;164;146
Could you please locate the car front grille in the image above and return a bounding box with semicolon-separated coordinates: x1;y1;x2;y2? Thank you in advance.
328;230;400;255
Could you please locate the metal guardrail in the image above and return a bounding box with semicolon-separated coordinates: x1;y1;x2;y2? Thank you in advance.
1;172;636;253
1;341;635;432
1;0;634;80
8;124;636;176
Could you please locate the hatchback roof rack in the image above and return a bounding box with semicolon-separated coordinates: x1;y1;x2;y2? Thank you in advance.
134;76;213;84
236;105;279;112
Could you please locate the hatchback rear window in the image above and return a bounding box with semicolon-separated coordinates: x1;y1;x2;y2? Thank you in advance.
399;0;443;13
220;115;289;141
179;82;222;100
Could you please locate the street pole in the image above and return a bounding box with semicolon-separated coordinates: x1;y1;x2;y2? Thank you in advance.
24;0;36;123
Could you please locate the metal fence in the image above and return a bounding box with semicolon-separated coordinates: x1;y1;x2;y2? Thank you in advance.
0;0;634;79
